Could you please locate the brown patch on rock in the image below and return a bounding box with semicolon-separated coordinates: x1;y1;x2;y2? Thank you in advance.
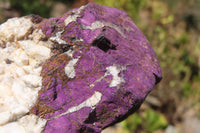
41;53;71;77
30;103;55;119
30;53;72;118
5;58;13;64
72;0;94;8
29;15;43;24
0;40;6;48
40;53;72;95
51;43;70;55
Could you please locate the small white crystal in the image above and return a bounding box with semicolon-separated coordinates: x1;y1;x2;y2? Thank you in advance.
51;91;102;119
65;57;80;78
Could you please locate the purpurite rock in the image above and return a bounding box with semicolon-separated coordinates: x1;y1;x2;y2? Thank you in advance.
0;3;162;133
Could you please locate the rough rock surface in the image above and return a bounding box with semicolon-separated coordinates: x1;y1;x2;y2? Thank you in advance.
0;3;162;133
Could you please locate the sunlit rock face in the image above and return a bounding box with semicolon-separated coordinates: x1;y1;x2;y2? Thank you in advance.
0;3;162;133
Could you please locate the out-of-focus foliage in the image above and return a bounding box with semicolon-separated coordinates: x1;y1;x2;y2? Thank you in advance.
121;109;168;132
121;113;142;132
0;0;75;20
142;109;167;132
95;0;146;21
8;0;53;17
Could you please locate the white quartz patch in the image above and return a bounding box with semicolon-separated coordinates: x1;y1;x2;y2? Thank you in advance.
82;21;126;38
65;47;74;58
51;91;102;120
0;17;33;41
83;21;105;30
89;65;126;88
0;115;47;133
64;48;80;78
64;5;129;39
0;17;53;132
64;5;86;26
49;30;68;44
64;57;79;78
105;65;125;87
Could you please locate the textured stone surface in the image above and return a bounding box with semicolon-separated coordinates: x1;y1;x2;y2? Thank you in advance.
0;3;162;133
0;17;50;132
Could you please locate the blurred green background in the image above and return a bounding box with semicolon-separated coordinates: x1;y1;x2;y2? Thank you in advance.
0;0;200;132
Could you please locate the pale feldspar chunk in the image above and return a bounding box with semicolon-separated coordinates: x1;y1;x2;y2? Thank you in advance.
0;17;32;41
0;115;47;133
0;17;51;131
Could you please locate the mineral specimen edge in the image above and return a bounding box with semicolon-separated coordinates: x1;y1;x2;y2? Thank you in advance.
0;3;162;133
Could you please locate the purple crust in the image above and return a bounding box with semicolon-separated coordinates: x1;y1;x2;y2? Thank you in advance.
30;3;162;133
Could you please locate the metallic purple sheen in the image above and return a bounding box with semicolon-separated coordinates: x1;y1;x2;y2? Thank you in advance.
30;3;162;133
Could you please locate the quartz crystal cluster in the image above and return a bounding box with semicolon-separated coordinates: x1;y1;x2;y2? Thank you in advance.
0;3;162;133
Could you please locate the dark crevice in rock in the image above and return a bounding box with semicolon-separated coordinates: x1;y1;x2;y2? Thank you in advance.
79;126;98;133
51;43;71;55
153;73;162;84
103;99;143;129
5;59;13;64
53;90;57;100
92;35;116;52
0;41;6;48
69;37;78;42
84;109;98;124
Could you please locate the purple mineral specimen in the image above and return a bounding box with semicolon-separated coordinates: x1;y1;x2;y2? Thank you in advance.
30;3;162;133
